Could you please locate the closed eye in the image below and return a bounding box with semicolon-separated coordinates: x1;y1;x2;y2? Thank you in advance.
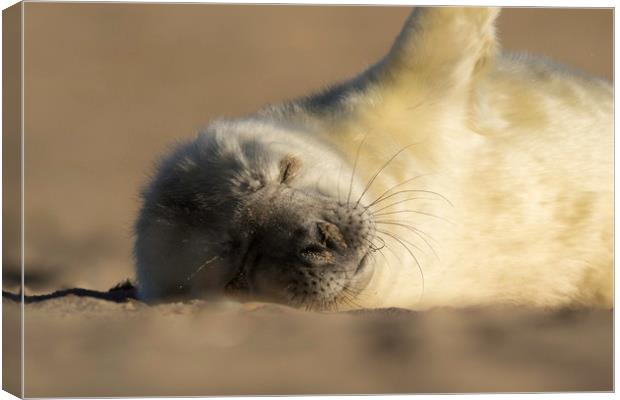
279;155;302;184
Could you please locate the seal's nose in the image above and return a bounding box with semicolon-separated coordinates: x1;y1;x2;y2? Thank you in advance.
242;187;373;271
296;221;348;267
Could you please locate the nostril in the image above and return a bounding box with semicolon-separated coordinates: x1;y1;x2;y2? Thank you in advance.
301;244;325;254
299;244;334;265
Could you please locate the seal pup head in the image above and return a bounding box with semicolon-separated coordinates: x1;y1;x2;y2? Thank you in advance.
134;118;377;310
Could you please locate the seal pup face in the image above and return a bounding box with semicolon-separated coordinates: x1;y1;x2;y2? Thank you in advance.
135;119;377;310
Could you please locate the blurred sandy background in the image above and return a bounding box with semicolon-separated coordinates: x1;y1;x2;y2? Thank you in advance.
2;4;613;396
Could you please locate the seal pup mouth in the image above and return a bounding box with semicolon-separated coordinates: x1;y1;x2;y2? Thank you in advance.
224;246;374;309
221;194;377;311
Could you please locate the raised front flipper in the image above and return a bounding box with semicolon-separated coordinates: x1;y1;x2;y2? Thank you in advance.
264;7;500;130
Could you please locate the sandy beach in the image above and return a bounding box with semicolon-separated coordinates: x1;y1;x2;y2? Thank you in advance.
4;298;613;396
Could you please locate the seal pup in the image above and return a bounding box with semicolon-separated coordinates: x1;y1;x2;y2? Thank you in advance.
134;7;613;310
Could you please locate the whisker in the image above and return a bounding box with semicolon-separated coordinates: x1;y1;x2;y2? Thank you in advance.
342;283;365;303
369;196;442;215
375;221;439;260
374;235;387;249
363;237;385;252
369;189;453;210
337;163;344;204
318;298;328;312
178;255;221;290
343;290;364;310
376;227;426;256
375;235;401;268
355;143;419;207
376;230;425;302
334;289;358;310
347;133;369;204
320;279;364;311
362;238;390;272
376;220;437;243
372;209;454;225
366;173;433;208
376;247;390;268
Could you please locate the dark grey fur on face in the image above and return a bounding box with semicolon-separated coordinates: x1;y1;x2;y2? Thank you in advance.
134;118;375;309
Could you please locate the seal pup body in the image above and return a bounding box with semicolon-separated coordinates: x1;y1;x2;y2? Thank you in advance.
135;8;612;310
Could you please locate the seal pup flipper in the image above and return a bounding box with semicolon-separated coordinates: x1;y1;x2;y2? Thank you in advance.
265;7;500;130
385;7;500;92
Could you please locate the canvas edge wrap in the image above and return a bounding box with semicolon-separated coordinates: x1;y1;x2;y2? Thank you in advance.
2;1;23;398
